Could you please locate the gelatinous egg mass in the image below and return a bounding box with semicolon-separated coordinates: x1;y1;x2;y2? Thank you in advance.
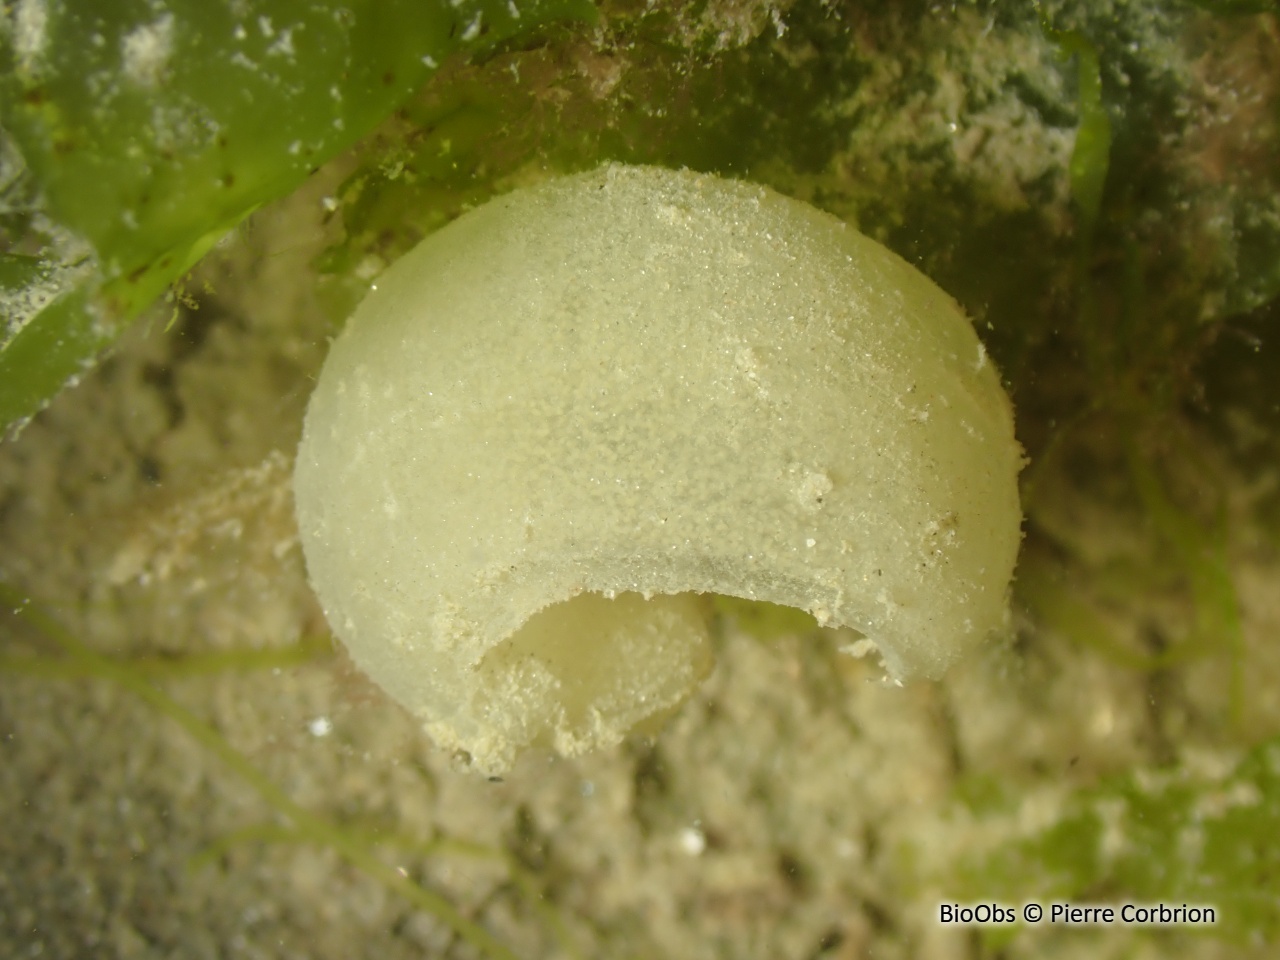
294;164;1022;773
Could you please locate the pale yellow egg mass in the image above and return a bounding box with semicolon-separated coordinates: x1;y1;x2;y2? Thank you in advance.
294;164;1022;774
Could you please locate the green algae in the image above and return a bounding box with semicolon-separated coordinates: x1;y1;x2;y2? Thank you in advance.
0;0;595;434
952;731;1280;945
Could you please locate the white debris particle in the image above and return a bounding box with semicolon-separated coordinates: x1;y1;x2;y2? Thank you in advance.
461;14;483;41
506;0;521;18
149;101;215;153
13;0;50;75
677;826;706;856
257;15;274;38
354;254;386;280
267;26;295;58
794;468;833;512
840;637;878;659
308;716;333;738
770;7;786;38
121;13;174;88
421;54;437;68
975;341;988;371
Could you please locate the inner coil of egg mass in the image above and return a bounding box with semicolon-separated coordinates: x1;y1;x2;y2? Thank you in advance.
293;163;1023;774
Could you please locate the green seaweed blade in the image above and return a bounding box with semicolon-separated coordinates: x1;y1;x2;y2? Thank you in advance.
0;0;594;435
